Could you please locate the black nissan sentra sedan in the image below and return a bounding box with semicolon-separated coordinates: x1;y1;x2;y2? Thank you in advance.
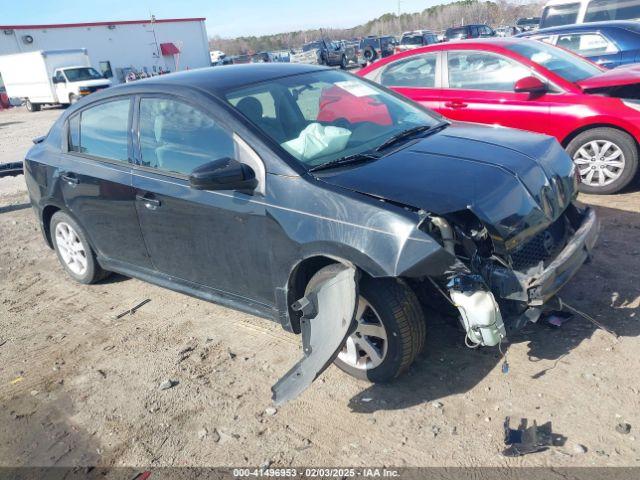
24;64;598;404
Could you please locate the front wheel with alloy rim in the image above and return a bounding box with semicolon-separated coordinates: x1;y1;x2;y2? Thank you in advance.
305;265;426;382
567;127;638;194
50;211;110;284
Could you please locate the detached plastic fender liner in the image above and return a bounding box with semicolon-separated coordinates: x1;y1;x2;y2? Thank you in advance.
271;265;358;406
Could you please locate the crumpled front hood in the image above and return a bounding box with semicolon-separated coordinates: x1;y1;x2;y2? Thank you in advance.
318;123;577;250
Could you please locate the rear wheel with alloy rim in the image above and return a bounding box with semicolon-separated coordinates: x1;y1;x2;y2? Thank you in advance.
50;211;109;284
567;127;638;194
305;265;425;382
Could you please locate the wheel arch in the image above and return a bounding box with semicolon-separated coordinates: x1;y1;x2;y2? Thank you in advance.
283;253;378;334
41;204;62;248
561;123;639;150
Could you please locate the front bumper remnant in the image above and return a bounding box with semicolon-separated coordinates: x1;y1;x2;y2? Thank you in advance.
481;206;599;306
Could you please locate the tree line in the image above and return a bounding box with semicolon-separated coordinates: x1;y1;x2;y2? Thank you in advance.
209;0;544;55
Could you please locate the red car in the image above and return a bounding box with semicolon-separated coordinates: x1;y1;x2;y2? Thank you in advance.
358;38;640;194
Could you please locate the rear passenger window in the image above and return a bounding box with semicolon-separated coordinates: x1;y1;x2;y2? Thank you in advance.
69;100;130;161
380;54;438;88
138;98;236;175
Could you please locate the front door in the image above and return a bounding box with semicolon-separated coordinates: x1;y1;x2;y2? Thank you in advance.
377;52;443;112
131;95;273;305
61;97;153;268
440;50;550;132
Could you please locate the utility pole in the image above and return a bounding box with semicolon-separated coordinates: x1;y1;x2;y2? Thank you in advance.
397;0;403;16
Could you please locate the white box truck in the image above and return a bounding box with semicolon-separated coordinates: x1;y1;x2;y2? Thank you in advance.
0;49;111;112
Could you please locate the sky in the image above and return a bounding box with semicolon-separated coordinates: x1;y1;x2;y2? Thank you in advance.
0;0;452;38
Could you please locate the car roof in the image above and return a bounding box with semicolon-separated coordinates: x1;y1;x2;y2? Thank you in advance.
103;63;326;97
524;20;640;35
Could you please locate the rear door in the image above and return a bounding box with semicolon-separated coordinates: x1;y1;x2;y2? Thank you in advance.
375;52;444;112
62;97;153;268
440;50;551;131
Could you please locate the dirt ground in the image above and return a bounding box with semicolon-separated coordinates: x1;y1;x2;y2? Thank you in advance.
1;105;639;468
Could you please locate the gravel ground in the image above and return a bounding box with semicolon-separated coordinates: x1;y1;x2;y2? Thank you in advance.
1;105;639;468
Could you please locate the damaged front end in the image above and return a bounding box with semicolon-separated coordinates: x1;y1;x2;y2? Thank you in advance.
424;201;599;345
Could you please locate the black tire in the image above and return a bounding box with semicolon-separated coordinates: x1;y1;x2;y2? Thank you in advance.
25;98;41;112
363;46;377;63
566;127;638;195
340;55;347;69
305;265;425;382
50;211;110;284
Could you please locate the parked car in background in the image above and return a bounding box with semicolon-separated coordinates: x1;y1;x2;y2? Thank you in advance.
540;0;640;28
445;24;496;41
516;17;541;31
0;49;111;112
291;39;352;68
519;21;640;68
396;30;439;52
357;35;397;66
23;63;598;404
496;25;522;37
359;37;640;194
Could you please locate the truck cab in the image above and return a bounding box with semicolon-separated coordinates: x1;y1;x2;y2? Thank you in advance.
52;66;111;105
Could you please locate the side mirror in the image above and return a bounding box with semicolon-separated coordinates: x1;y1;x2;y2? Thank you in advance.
52;76;61;84
514;76;547;95
189;157;257;192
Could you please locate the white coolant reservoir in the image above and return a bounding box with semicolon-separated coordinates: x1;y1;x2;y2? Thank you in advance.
449;289;506;347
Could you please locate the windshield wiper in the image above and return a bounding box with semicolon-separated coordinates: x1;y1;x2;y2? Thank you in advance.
308;152;380;172
376;121;450;152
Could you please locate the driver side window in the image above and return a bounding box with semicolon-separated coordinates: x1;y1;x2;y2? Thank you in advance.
447;51;530;91
138;98;236;176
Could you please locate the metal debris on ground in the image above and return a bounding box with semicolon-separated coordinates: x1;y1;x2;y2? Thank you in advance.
503;416;566;457
116;299;151;319
159;379;178;390
616;422;632;434
557;297;619;339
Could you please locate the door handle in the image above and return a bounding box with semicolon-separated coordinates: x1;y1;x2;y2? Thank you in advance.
60;173;79;185
445;101;468;109
136;194;161;210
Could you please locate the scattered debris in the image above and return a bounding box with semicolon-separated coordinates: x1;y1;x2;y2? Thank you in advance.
264;406;277;416
571;443;587;454
30;390;39;396
557;297;619;339
0;339;7;348
361;397;372;403
228;350;237;360
159;379;178;390
10;376;23;385
211;428;221;443
115;298;151;319
197;428;208;440
503;417;566;457
432;401;443;409
97;369;107;379
616;422;632;435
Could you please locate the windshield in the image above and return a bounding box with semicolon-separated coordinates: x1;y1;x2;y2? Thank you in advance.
64;67;104;82
302;42;322;52
225;70;440;169
446;27;466;38
401;35;424;45
517;17;540;27
540;3;581;27
506;40;603;82
585;0;640;21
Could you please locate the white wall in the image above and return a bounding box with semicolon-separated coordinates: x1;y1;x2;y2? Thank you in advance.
0;19;210;83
